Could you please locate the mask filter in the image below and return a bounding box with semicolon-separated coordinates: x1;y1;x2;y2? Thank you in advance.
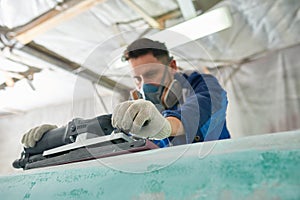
161;79;182;109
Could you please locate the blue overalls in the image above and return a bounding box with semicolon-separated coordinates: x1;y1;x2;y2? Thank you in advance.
153;72;230;148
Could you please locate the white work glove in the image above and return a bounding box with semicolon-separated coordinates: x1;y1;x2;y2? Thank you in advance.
21;124;58;148
112;99;172;139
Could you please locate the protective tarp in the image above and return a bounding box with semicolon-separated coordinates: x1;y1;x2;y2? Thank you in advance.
0;0;57;28
201;0;300;137
224;44;300;137
33;0;178;65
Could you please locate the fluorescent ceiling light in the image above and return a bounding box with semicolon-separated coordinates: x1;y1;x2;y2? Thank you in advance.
150;6;232;49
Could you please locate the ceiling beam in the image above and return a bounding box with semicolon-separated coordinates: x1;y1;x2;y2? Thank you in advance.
8;0;106;45
122;0;162;29
21;42;130;93
155;9;181;29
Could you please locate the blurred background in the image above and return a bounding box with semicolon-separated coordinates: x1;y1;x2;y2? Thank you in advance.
0;0;299;174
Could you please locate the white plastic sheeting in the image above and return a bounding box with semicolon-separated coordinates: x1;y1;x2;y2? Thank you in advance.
225;44;300;137
195;0;300;61
205;0;300;136
33;0;178;64
0;0;58;28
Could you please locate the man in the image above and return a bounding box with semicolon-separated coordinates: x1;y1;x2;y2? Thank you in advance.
21;38;230;148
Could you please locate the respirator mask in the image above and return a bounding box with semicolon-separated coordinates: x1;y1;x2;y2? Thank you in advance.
130;66;182;112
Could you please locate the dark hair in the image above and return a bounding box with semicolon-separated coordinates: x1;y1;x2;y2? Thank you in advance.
122;38;172;63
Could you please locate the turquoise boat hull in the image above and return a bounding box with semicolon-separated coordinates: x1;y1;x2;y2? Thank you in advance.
1;130;299;200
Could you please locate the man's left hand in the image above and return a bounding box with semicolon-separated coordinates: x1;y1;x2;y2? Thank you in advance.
112;99;171;139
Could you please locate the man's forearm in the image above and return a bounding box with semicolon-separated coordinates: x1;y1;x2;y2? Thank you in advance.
166;117;185;137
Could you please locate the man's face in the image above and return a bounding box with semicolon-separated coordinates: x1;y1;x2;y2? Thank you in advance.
129;53;173;90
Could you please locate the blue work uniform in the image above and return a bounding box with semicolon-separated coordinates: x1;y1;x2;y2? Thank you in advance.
153;71;230;147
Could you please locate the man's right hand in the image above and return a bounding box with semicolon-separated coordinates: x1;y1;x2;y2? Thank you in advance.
21;124;57;148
